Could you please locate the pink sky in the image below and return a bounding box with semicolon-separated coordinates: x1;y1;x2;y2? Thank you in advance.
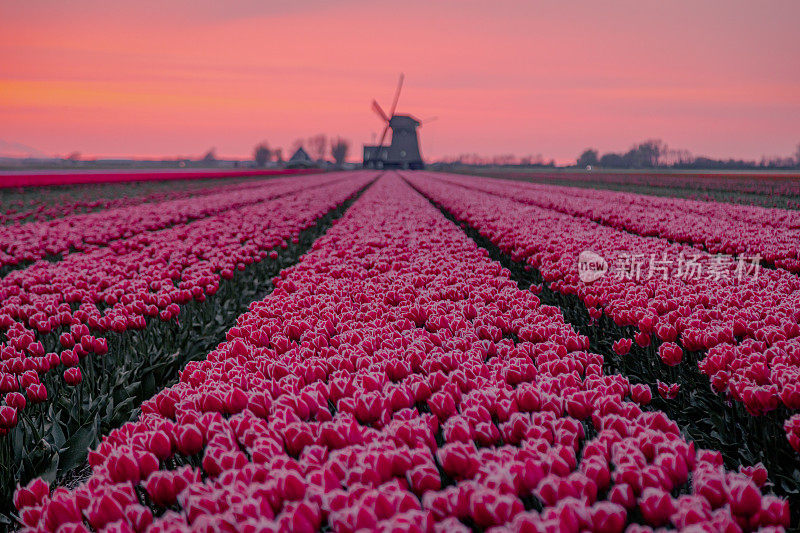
1;0;798;163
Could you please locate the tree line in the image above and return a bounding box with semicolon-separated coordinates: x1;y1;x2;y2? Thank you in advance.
576;140;800;170
434;140;800;170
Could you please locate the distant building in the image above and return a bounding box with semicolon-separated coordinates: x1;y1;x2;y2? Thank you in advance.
362;115;423;169
287;147;314;168
363;75;425;170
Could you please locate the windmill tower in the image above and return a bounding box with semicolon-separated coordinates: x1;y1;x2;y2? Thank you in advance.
363;74;425;170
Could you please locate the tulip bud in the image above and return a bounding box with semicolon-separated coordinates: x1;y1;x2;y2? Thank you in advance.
658;342;683;366
92;338;108;356
225;388;248;414
108;451;141;484
126;505;154;531
437;442;479;479
5;392;26;411
630;384;652;405
634;332;651;347
145;471;179;507
86;493;126;530
61;350;79;367
47;351;61;370
612;338;632;356
608;483;635;509
175;424;204;456
739;463;768;488
64;367;82;386
26;383;48;404
407;464;441;495
0;374;17;395
759;495;790;527
727;478;761;516
44;495;82;530
136;450;160;479
20;370;39;389
639;487;674;526
0;405;18;430
147;430;173;460
13;478;50;510
657;380;680;400
59;333;75;348
591;501;626;533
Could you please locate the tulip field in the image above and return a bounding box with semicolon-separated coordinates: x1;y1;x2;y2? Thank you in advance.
469;170;800;210
2;170;799;531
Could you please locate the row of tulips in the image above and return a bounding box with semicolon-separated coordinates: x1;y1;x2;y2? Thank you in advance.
0;172;339;273
0;169;319;189
0;173;375;508
453;172;800;230
480;170;800;206
14;174;788;532
0;175;275;227
433;173;800;272
403;173;800;424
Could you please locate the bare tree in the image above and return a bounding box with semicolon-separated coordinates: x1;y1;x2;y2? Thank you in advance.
253;143;271;167
307;134;327;162
491;154;517;166
663;148;693;166
795;143;800;167
330;137;350;166
274;148;284;164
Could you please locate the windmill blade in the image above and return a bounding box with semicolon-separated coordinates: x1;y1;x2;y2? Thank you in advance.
388;73;405;117
371;100;389;122
421;116;438;125
377;124;390;148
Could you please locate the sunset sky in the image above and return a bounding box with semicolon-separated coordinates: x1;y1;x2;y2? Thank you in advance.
1;1;798;163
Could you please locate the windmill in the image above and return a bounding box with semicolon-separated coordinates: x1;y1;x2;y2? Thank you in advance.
363;74;425;170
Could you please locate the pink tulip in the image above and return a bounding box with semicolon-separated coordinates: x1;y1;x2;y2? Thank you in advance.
63;367;82;386
591;501;626;533
612;338;632;356
13;478;50;510
727;477;761;516
657;342;683;366
638;487;674;526
5;392;26;411
630;384;652;405
0;405;18;430
86;493;126;530
656;380;680;400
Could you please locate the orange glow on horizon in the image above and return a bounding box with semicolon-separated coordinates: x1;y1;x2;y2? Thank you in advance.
1;1;798;163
